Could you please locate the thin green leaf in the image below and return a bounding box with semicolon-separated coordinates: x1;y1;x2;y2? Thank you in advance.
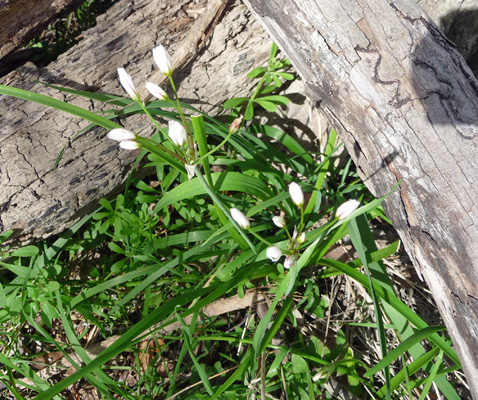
0;84;121;130
364;326;445;377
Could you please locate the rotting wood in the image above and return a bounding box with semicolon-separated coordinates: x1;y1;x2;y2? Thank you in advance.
241;0;478;396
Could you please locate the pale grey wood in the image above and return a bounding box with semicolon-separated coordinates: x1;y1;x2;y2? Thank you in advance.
241;0;478;396
417;0;478;74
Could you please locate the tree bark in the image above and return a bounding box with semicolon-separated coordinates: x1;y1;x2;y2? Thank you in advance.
0;0;278;243
241;0;478;396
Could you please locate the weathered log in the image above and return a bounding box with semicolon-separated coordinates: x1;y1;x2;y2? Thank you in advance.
417;0;478;75
0;0;278;244
0;0;85;63
241;0;478;396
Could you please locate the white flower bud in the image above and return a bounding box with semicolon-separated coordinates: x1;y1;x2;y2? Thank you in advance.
289;182;304;207
117;68;140;102
296;231;306;245
229;115;243;134
284;255;296;269
145;82;169;100
230;208;250;229
107;128;136;142
266;246;282;262
272;216;286;228
153;45;173;76
119;140;141;150
336;199;360;220
168;120;187;147
107;128;140;150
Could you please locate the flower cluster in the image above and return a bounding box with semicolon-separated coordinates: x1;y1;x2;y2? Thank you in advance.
106;45;176;152
230;181;360;270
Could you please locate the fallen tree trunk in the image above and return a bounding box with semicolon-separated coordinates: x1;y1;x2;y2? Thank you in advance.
241;0;478;396
0;0;85;64
0;0;278;243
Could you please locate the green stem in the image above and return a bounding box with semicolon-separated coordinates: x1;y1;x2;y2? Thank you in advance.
197;129;234;162
168;75;195;154
249;229;272;247
241;73;267;128
298;205;305;232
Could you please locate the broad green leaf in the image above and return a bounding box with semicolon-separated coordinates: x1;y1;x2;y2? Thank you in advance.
254;99;277;112
11;246;39;258
257;95;290;105
153;171;272;214
247;66;267;79
223;97;248;109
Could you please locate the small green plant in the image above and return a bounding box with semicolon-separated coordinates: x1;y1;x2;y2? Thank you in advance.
224;43;293;120
26;0;117;66
0;42;464;400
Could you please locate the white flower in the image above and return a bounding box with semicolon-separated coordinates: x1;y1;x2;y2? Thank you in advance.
119;140;141;150
272;215;286;228
266;246;282;262
145;82;169;100
284;255;296;269
336;199;360;220
107;128;140;150
153;45;173;76
107;128;136;142
289;182;304;207
117;68;140;102
168;120;187;147
230;208;250;229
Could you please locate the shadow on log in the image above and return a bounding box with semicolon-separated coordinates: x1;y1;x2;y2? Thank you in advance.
241;0;478;397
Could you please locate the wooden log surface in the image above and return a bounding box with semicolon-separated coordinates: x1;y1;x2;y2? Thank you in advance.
0;0;279;244
0;0;85;62
241;0;478;396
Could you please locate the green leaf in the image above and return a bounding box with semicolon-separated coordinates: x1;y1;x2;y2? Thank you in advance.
291;354;309;374
244;101;254;120
254;99;277;112
11;246;39;258
0;230;13;245
0;262;30;279
223;97;248;109
269;42;278;62
153;171;272;214
257;95;290;105
0;84;121;130
192;114;212;185
247;66;267;79
364;326;445;377
276;72;294;80
248;124;314;164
